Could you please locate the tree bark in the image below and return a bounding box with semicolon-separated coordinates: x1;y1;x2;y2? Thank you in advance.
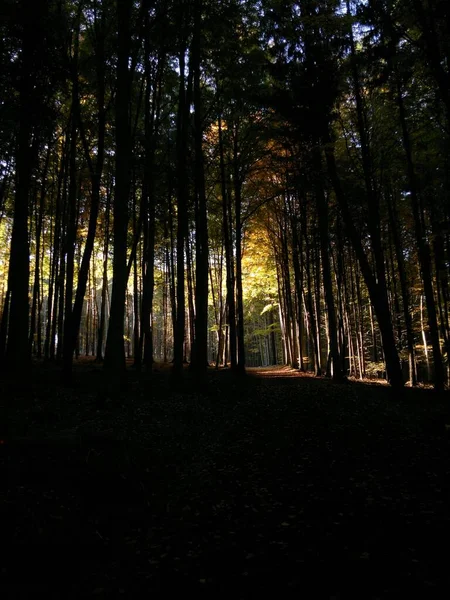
324;130;403;388
233;129;246;374
395;78;445;390
64;10;106;379
173;31;191;375
314;148;344;381
104;0;132;383
4;4;37;371
192;0;209;377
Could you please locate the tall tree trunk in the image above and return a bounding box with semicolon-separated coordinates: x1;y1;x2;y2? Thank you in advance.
279;202;297;367
62;71;80;381
218;109;237;369
387;190;417;385
314;148;344;381
140;10;164;370
395;78;445;390
340;0;403;387
301;198;321;375
44;136;67;360
64;11;106;379
132;189;140;366
62;10;83;373
192;0;209;376
29;146;50;355
4;4;37;371
324;129;403;388
173;34;190;375
186;234;196;362
104;0;132;383
291;207;306;371
96;185;111;361
233;130;246;374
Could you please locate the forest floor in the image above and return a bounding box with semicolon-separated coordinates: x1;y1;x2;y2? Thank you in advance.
1;360;450;599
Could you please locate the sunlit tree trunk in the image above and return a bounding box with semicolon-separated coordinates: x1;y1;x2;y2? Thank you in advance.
173;29;191;375
29;146;50;356
191;0;209;376
62;30;80;380
96;185;111;361
218;109;237;370
291;206;306;371
395;77;445;390
324;130;403;388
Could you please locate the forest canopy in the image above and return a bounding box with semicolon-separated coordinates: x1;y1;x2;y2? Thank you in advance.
0;0;449;390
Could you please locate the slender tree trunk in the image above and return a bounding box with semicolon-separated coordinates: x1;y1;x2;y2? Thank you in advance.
387;190;417;385
65;12;106;379
218;109;237;369
104;0;132;383
132;191;140;366
186;234;195;362
96;186;111;361
173;36;190;375
278;203;297;367
29;146;50;355
140;14;163;370
301;201;321;375
420;294;430;381
233;137;245;374
314;148;344;380
4;5;37;371
44;138;66;360
62;93;79;381
192;0;209;377
395;78;445;390
167;195;177;347
291;209;306;371
324;130;403;388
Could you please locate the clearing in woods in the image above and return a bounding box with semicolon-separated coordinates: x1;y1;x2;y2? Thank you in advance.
1;362;450;598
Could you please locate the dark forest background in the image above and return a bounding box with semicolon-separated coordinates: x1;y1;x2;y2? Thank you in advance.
0;0;449;390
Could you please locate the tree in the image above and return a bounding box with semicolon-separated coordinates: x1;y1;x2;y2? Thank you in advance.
104;0;132;382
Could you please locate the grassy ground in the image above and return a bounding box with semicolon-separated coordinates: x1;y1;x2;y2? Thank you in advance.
1;361;450;598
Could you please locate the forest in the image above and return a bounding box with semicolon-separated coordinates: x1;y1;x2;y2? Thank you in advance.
0;0;449;389
1;1;450;596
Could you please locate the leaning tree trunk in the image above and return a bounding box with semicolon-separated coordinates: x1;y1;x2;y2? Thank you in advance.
324;129;403;388
341;0;403;388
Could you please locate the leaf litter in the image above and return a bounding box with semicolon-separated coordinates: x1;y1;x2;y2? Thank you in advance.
1;362;450;598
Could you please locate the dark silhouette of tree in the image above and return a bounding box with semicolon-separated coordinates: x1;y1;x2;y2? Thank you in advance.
104;0;133;382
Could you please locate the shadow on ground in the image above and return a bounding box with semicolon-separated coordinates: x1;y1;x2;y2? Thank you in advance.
2;362;450;598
